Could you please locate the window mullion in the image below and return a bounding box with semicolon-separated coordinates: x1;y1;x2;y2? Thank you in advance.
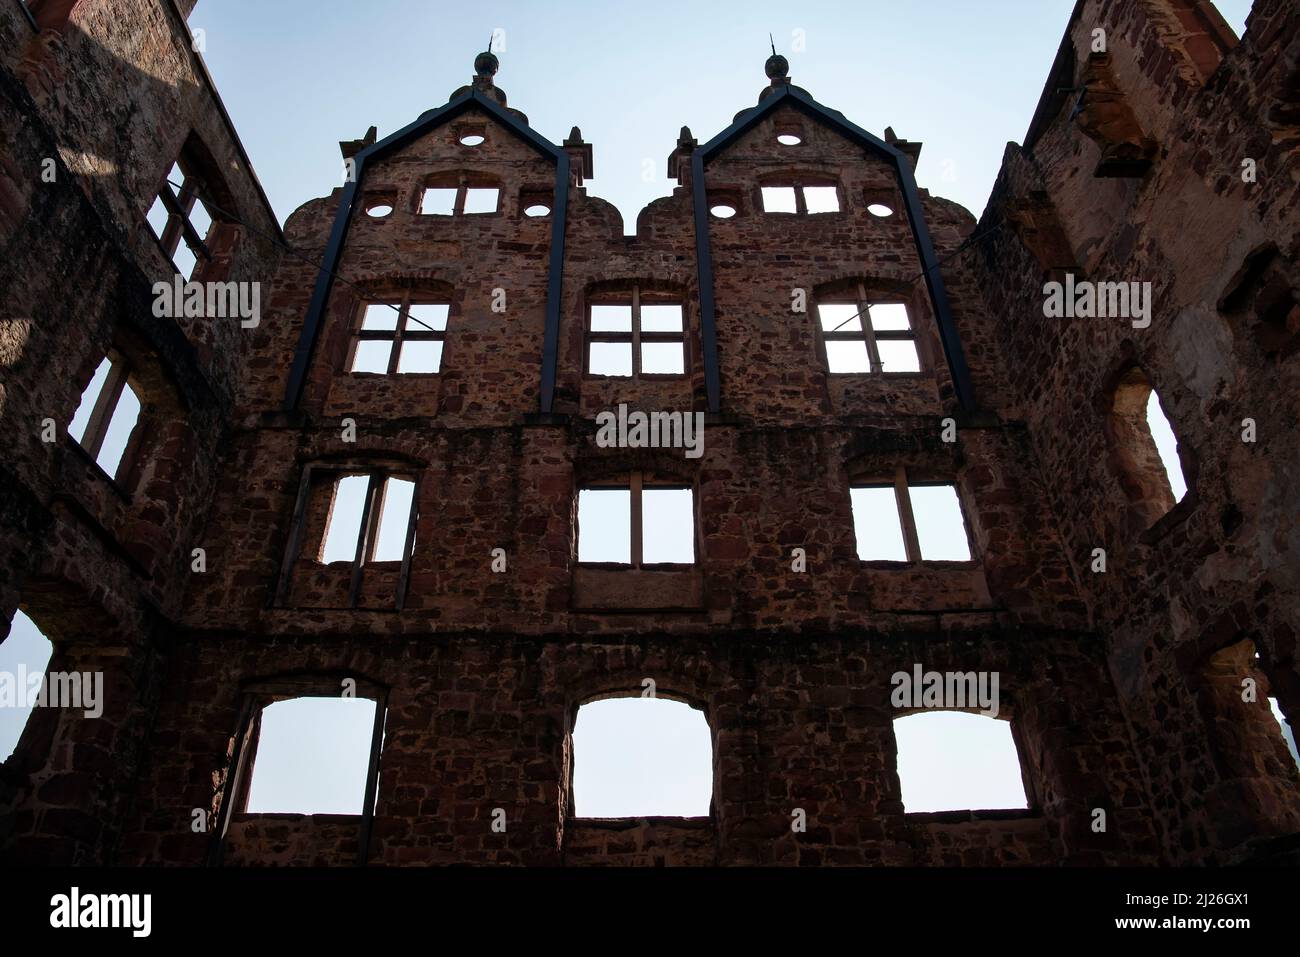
630;471;644;567
794;184;808;216
347;473;383;608
857;285;883;373
894;467;922;562
274;464;316;606
388;301;407;375
158;197;185;258
82;360;129;459
631;286;642;378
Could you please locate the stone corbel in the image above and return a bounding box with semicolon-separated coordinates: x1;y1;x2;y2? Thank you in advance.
1074;53;1158;178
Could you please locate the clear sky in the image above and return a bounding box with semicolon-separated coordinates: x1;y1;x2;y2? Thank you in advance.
191;0;1253;233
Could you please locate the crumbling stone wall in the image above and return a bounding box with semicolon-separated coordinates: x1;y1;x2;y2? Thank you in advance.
0;0;281;863
973;0;1300;864
1;0;1295;867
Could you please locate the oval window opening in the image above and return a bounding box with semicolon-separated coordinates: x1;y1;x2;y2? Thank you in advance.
710;204;737;219
524;204;550;217
459;133;485;147
777;133;802;146
867;203;894;218
366;203;393;218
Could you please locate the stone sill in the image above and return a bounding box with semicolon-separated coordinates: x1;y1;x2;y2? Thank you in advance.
581;374;690;382
64;437;131;504
1139;490;1196;546
344;372;440;379
829;372;930;380
570;816;712;829
905;808;1040;824
231;812;362;824
572;564;704;612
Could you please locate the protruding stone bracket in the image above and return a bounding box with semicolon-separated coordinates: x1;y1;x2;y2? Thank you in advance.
1074;53;1158;178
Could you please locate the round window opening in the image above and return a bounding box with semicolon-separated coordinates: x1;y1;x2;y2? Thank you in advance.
366;203;394;218
777;133;802;146
867;203;895;218
710;203;737;219
459;133;485;147
524;204;551;217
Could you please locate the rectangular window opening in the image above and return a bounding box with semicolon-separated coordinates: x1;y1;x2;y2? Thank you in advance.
146;154;216;279
420;187;457;215
67;354;142;480
320;474;370;564
852;475;972;563
819;298;921;375
894;713;1029;813
351;299;449;376
802;185;840;213
371;477;416;562
909;484;972;561
462;187;500;214
571;698;712;818
578;475;696;567
760;185;797;213
244;696;379;815
586;291;686;378
577;487;632;563
850;486;908;561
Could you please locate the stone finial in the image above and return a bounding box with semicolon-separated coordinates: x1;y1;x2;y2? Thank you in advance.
759;50;792;102
455;47;509;108
563;126;594;183
668;126;698;185
475;49;499;78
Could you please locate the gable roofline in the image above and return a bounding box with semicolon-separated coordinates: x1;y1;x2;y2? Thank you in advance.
283;89;571;412
690;85;976;412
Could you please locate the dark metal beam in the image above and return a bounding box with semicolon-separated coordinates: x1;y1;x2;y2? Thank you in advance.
689;151;722;413
538;151;570;413
282;90;568;412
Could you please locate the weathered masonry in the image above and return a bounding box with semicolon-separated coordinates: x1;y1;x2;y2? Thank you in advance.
0;0;1297;866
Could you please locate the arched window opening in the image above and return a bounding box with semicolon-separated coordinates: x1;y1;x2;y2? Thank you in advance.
0;610;55;763
1108;367;1190;527
571;697;712;818
893;712;1029;813
1191;639;1300;834
244;696;379;815
1145;390;1187;503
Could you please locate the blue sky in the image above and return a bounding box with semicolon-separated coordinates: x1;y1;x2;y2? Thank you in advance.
192;0;1253;233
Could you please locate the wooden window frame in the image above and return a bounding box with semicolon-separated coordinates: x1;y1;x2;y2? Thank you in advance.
71;352;133;464
275;464;421;610
585;285;688;379
760;178;841;215
419;175;501;216
207;677;390;867
579;471;697;567
150;156;214;274
349;295;449;376
852;468;972;564
819;285;922;375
